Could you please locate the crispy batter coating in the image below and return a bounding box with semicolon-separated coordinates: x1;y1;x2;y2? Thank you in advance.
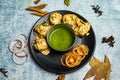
33;37;48;51
33;37;50;55
34;21;51;37
63;14;91;36
50;12;62;25
63;14;77;29
61;44;89;68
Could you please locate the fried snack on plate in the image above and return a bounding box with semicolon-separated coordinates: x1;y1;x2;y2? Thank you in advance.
33;37;50;55
75;17;90;36
72;44;89;59
63;14;77;29
50;12;62;25
34;21;51;37
61;44;89;68
78;22;90;36
41;48;50;55
63;14;90;36
79;44;89;55
33;37;48;51
61;52;81;68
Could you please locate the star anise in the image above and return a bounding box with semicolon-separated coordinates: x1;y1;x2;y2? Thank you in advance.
91;5;103;17
102;35;115;47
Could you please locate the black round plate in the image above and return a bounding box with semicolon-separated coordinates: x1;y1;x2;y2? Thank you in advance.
29;10;96;74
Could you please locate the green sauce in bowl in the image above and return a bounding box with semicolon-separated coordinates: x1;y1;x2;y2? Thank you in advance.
47;23;76;51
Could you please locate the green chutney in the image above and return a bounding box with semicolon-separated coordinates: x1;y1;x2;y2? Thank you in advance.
48;26;75;51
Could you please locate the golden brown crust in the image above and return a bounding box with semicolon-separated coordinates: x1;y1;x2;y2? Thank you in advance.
63;14;77;29
61;44;89;68
41;48;50;55
50;12;62;25
63;14;91;36
34;22;51;37
33;37;48;51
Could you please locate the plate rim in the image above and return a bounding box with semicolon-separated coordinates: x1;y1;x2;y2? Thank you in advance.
29;10;96;74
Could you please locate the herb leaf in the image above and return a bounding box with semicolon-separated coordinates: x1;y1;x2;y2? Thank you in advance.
64;0;70;7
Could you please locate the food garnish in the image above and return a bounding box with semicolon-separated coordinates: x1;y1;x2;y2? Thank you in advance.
64;0;71;7
56;74;65;80
84;55;111;80
0;68;8;77
34;0;41;4
61;44;89;68
8;34;28;65
91;5;103;17
102;35;115;47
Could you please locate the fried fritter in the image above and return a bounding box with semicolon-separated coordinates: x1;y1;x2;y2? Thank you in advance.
34;21;51;37
50;12;62;25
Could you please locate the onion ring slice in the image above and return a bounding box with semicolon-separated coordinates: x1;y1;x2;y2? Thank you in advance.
12;50;28;65
15;50;28;58
8;38;24;54
16;34;28;48
65;53;81;68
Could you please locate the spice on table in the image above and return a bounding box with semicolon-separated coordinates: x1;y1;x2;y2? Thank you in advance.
0;68;8;77
91;5;103;17
34;0;41;4
26;6;48;14
25;3;48;17
56;74;65;80
102;35;115;47
84;55;111;80
33;4;48;9
64;0;71;7
8;34;28;65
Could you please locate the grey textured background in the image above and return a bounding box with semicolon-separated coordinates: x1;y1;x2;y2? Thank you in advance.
0;0;120;80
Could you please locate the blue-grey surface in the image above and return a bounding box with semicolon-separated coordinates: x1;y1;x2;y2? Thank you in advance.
0;0;120;80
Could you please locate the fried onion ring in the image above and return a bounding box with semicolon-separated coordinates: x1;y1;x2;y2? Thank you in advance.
60;44;89;68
